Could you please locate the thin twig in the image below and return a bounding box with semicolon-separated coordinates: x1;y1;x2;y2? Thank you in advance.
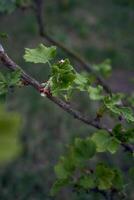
0;47;103;130
0;45;133;153
33;0;112;94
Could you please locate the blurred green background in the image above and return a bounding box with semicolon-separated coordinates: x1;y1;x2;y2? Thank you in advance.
0;0;134;199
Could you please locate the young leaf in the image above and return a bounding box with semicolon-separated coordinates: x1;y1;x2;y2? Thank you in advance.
50;59;76;96
78;174;96;189
93;59;112;78
112;169;124;190
54;161;71;180
54;154;76;180
7;69;21;86
92;130;120;154
104;94;134;122
95;163;115;190
73;137;96;160
74;73;88;91
24;44;56;64
88;85;104;100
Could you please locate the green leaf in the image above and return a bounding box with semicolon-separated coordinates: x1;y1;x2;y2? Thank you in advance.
93;59;112;78
54;158;72;179
54;162;69;180
107;138;120;154
78;174;96;189
120;107;134;122
74;73;88;91
104;94;134;122
92;131;109;152
88;85;104;100
24;44;56;64
125;128;134;143
7;69;21;86
0;105;22;162
74;137;96;160
112;169;124;190
95;163;115;190
0;32;8;39
54;153;76;180
112;124;122;141
92;131;120;154
113;124;134;143
0;70;21;97
50;59;76;96
0;72;6;83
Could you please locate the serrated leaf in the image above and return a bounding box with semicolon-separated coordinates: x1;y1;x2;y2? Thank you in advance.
7;69;21;86
74;137;96;160
54;153;76;180
54;160;71;180
50;59;76;96
104;94;134;122
74;73;88;91
0;70;21;97
78;174;96;189
92;131;109;152
24;44;56;64
107;138;120;154
95;163;115;190
112;169;124;190
92;131;120;154
88;85;104;100
120;107;134;122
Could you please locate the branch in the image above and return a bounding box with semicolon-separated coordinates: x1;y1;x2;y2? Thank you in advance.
0;45;103;130
33;0;112;94
0;44;133;153
32;1;134;153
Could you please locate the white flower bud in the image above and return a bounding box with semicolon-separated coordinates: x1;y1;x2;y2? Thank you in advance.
40;93;46;97
60;59;65;63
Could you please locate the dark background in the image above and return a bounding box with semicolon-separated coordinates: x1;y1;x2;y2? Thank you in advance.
0;0;134;199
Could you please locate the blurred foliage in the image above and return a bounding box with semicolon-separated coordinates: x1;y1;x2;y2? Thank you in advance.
23;44;134;198
0;105;21;162
113;0;134;7
0;0;16;13
0;0;134;199
0;0;32;13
